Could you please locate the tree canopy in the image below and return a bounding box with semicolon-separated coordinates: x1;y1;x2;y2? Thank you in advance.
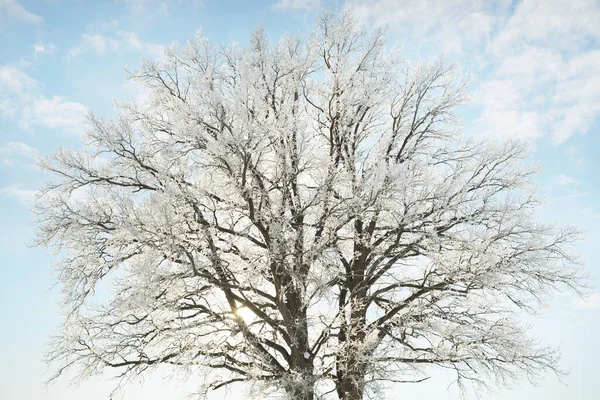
35;13;583;400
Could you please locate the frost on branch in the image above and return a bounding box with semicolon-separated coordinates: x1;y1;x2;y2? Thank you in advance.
35;12;584;400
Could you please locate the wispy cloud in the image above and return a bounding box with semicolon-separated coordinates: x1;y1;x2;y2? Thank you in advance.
480;0;600;144
273;0;320;12
34;42;57;56
0;65;87;135
490;0;600;56
116;0;200;14
69;34;118;58
0;64;36;94
26;96;88;135
556;173;579;187
68;24;164;60
0;185;37;204
0;141;39;167
471;79;543;142
480;47;600;144
0;0;43;25
342;0;600;146
0;65;37;118
344;0;504;55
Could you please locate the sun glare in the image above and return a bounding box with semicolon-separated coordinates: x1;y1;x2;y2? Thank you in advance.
235;306;256;324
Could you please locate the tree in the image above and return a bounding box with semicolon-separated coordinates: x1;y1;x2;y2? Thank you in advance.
35;13;583;400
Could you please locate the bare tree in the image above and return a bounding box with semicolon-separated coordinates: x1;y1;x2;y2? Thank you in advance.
35;13;583;400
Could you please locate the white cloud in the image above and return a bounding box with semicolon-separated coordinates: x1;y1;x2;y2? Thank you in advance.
68;27;164;60
344;0;506;55
484;47;600;144
442;11;495;54
117;0;200;13
496;48;563;84
0;185;37;204
28;96;88;134
491;0;600;56
0;0;43;24
274;0;320;12
69;34;117;58
0;65;88;135
34;42;57;56
555;174;579;187
471;79;543;141
115;30;164;58
0;65;38;117
0;64;37;94
479;0;600;145
0;141;39;167
570;293;600;310
341;0;600;146
550;50;600;143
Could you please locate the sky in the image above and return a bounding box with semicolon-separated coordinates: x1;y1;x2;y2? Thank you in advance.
0;0;599;399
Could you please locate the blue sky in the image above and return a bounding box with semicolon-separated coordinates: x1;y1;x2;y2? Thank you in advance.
0;0;599;399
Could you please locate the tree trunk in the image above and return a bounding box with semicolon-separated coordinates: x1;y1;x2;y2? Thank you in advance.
286;381;315;400
335;219;369;400
286;320;315;400
335;300;368;400
337;368;365;400
281;286;315;400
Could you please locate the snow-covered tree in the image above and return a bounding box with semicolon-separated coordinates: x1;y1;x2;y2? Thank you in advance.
35;13;583;400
